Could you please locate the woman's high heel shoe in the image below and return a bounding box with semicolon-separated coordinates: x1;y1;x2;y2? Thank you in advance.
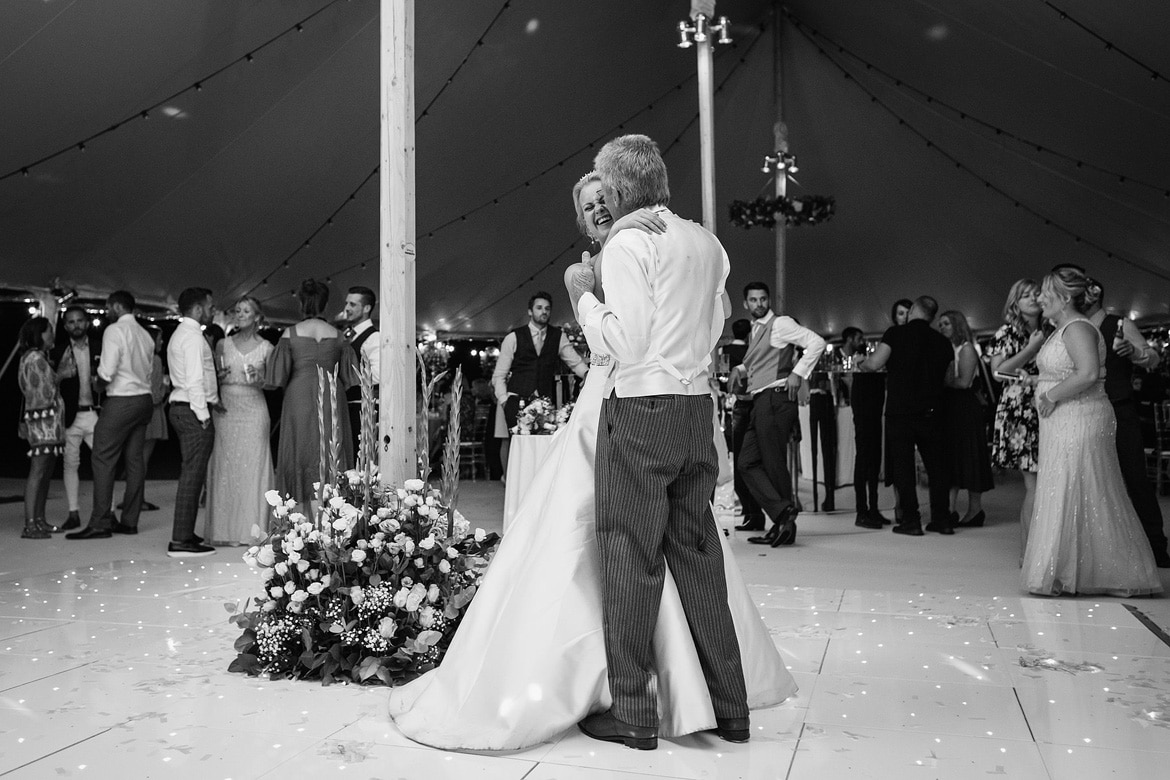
958;511;986;528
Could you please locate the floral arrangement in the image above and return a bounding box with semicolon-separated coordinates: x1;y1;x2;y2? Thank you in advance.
729;194;835;229
227;358;499;686
561;321;590;361
555;401;575;428
510;395;560;436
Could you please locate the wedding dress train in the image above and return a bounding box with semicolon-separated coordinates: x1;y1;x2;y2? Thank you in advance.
388;358;796;750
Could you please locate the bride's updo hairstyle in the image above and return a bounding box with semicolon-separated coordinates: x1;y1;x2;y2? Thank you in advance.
572;171;601;238
296;278;330;319
1041;266;1098;314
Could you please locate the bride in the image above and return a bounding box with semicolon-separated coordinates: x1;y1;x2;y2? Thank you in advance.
387;173;796;750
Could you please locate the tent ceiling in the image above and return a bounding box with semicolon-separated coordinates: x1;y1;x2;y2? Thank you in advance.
2;0;1168;336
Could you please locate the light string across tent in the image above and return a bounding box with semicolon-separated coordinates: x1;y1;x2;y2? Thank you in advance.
1042;0;1166;84
784;11;1170;199
0;0;355;183
241;0;515;299
785;15;1170;285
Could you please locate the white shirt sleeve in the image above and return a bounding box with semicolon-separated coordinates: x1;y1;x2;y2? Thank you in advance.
97;325;122;383
579;232;655;365
770;316;826;380
491;332;517;404
361;336;380;383
559;332;587;377
183;331;211;422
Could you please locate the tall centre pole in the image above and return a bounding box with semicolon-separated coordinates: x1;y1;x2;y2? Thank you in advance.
379;0;417;486
772;4;787;314
696;34;717;234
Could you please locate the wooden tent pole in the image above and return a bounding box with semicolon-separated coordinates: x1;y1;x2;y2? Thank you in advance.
773;3;787;314
379;0;417;486
696;31;717;234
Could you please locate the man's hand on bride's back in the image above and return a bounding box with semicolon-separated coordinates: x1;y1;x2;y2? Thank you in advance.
609;209;666;241
568;252;596;304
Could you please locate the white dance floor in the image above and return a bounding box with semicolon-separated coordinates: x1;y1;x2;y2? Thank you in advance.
2;479;1168;778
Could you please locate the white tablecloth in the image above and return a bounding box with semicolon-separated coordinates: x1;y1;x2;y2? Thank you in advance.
503;434;556;533
798;405;855;487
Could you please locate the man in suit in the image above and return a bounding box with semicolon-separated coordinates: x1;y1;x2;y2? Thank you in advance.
66;291;155;540
53;305;101;531
572;134;748;751
342;285;380;461
737;282;826;546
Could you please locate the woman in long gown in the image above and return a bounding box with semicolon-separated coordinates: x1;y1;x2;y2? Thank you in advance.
207;297;275;544
388;174;797;750
1021;268;1162;597
266;279;354;506
938;310;994;526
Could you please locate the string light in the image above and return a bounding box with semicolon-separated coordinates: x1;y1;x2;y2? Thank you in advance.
1;0;353;182
791;21;1170;285
1044;1;1165;83
784;11;1170;197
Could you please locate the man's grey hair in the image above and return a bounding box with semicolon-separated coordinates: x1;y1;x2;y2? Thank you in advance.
593;134;670;213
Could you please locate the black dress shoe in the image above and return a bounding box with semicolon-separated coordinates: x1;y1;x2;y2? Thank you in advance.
579;711;657;750
869;510;892;526
66;526;113;540
713;716;750;743
111;522;138;535
748;524;780;544
770;521;797;546
957;511;985;528
855;513;883;529
924;522;955;535
735;517;765;532
58;513;81;531
167;541;216;558
891;523;924;536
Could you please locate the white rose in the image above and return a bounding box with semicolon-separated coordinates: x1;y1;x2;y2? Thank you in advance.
439;559;451;574
474;528;486;543
284;581;296;594
413;557;425;569
356;539;369;550
350;586;366;605
332;518;349;531
290;590;309;603
284;497;298;510
424;496;435;507
346;469;360;485
257;546;276;566
396;488;407;499
379;617;397;638
287;550;301;564
401;538;415;555
264;490;282;507
269;586;283;598
296;559;310;572
406;584;427;612
291;536;304;551
262;599;277;612
418;535;436;550
404;478;425;492
262;567;276;583
274;561;289;576
288;601;303;613
427;584;440;603
404;495;419;507
418;605;436;628
376;507;391;519
318;573;332;588
351;549;367;563
307;581;325;595
306;568;319;581
393;589;408;608
274;504;289;518
446;546;458;559
328;496;346;511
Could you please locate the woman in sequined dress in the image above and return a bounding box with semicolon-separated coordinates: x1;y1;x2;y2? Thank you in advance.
986;279;1044;546
206;297;275;545
1021;268;1161;597
387;172;796;750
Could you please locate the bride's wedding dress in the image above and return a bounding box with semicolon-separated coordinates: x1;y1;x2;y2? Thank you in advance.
388;354;797;750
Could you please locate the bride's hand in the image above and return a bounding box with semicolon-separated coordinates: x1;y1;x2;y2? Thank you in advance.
609;208;666;241
567;252;595;303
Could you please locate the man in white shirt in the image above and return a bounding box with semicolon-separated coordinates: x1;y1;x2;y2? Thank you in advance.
342;286;380;461
67;291;155;540
165;287;219;558
737;282;826;547
490;292;587;471
571;134;748;750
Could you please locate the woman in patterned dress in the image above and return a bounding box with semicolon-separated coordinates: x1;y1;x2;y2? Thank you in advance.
985;279;1044;549
17;317;65;539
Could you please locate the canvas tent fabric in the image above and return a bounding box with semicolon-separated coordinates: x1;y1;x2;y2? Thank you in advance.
2;0;1168;338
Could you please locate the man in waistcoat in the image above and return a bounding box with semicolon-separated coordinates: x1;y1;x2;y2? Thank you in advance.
342;286;380;462
1086;283;1170;568
738;282;826;547
52;305;102;531
492;292;586;422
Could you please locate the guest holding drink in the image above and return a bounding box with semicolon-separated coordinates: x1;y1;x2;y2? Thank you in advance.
17;317;65;539
937;310;994;526
207;297;275;545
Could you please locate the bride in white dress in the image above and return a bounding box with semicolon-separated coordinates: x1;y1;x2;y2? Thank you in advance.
1021;268;1162;597
387;173;796;750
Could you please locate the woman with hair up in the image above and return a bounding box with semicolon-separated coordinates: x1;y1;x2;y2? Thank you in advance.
985;279;1044;548
208;296;275;543
16;317;65;539
265;280;354;506
937;310;994;526
1020;268;1161;596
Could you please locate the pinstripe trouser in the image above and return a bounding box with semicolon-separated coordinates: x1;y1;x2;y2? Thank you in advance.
169;404;215;543
595;392;749;729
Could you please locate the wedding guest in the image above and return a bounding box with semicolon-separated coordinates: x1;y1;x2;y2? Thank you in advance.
938;310;995;526
67;291;155;541
727;321;764;531
807;349;837;512
859;296;954;535
891;298;913;327
166;287;219;558
1021;267;1162;595
52;305;100;531
841;327;889;528
886;298;913;519
490;292;587;472
342;286;379;461
133;328;168;513
266;279;355;506
739;282;826;547
1086;281;1170;567
985;279;1043;548
206;296;275;546
17;317;64;539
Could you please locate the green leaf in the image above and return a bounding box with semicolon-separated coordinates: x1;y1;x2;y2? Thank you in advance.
228;653;260;675
417;629;443;647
